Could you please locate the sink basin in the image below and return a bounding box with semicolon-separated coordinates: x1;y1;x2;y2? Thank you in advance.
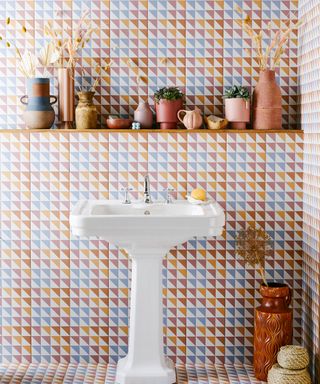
70;200;224;251
70;199;225;384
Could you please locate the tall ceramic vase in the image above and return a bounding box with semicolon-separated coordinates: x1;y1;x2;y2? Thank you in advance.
252;69;282;130
20;78;57;129
58;67;75;129
254;283;293;381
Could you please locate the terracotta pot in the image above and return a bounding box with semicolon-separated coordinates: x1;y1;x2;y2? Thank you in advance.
155;98;183;129
177;107;203;130
253;69;282;130
134;101;153;129
254;282;293;381
225;98;250;129
58;67;75;128
75;91;97;129
20;77;57;129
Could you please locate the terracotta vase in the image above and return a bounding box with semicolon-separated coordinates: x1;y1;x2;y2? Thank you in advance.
252;69;282;130
177;107;203;130
58;67;75;129
20;77;57;129
134;101;153;129
75;91;97;129
225;98;250;129
254;283;293;381
155;98;183;129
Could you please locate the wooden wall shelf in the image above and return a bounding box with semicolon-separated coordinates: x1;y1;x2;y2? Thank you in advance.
0;128;303;134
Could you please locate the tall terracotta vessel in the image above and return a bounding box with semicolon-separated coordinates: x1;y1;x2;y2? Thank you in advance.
58;67;75;128
252;69;282;130
254;283;293;381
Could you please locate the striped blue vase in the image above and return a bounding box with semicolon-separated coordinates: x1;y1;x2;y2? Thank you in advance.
20;78;57;129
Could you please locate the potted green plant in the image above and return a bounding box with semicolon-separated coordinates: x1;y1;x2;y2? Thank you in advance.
236;226;293;381
154;86;184;129
224;85;250;129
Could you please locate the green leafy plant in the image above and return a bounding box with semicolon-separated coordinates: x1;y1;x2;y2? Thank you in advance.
154;86;184;104
224;85;250;100
236;226;273;286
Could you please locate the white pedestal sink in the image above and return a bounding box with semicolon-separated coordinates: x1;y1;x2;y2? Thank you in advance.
70;200;225;384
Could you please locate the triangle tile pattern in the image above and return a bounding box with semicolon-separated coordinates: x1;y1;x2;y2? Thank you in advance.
0;0;299;128
0;131;303;366
0;362;266;383
299;0;320;381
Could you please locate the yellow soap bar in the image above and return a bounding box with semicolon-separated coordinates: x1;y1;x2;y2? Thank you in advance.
191;188;206;201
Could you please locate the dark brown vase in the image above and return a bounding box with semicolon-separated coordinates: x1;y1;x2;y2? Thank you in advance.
254;283;293;381
155;98;183;129
252;69;282;130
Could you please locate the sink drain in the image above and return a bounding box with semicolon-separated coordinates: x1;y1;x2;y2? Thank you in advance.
144;210;151;215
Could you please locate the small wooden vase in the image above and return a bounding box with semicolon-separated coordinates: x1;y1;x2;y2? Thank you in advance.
75;91;97;129
254;283;293;381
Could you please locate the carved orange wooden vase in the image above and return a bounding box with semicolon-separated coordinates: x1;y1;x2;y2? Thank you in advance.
254;283;293;381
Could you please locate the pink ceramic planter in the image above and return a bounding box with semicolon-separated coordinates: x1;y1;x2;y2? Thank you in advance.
155;99;183;129
225;98;250;129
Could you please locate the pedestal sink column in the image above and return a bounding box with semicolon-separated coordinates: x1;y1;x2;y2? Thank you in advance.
115;248;176;384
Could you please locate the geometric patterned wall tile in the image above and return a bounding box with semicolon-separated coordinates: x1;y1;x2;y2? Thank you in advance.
0;129;303;366
0;0;299;128
299;0;320;381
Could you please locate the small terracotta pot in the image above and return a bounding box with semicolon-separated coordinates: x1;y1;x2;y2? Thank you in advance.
225;98;250;129
155;98;183;129
253;69;282;130
58;67;75;128
254;282;293;381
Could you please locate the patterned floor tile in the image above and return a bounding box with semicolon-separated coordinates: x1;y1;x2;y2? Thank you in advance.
0;363;266;384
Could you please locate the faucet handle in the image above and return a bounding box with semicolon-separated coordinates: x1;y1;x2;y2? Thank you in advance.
163;187;174;204
121;187;133;204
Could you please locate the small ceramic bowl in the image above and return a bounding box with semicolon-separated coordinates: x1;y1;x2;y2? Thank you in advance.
106;118;132;129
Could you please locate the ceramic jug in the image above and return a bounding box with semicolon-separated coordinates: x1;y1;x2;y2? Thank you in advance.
177;107;203;130
20;78;57;129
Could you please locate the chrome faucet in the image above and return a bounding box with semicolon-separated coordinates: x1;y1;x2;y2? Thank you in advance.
143;175;152;203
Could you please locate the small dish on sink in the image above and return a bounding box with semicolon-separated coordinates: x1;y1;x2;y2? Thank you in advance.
186;195;213;205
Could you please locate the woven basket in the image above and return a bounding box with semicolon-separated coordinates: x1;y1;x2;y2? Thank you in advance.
268;364;311;384
277;345;309;370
